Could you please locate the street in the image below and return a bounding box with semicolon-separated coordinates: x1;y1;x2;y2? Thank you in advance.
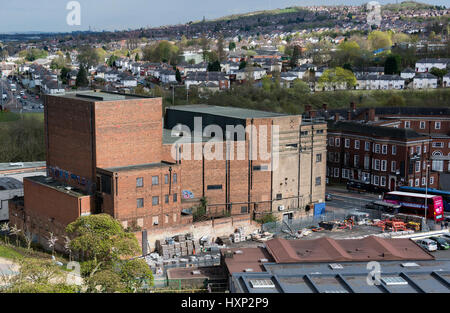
1;77;44;113
325;186;382;215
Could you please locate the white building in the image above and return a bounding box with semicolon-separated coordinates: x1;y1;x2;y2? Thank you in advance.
235;68;266;81
160;70;177;84
400;68;416;80
415;58;450;73
443;73;450;88
413;73;438;89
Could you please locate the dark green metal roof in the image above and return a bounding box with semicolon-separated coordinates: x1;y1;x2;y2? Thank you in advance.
166;104;287;119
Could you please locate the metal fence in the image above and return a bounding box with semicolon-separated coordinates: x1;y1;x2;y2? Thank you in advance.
262;211;349;235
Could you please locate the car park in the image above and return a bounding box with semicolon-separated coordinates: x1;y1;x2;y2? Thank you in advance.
416;238;438;252
438;234;450;244
429;237;450;250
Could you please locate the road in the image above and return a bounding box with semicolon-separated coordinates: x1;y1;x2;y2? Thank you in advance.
0;77;44;113
325;186;381;215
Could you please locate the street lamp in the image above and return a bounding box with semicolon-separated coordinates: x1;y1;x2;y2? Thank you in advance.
424;161;430;222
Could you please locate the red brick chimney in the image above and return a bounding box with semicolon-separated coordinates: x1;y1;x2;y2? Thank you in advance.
334;113;340;121
368;108;376;121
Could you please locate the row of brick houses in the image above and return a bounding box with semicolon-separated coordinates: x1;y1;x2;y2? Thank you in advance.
9;91;326;251
307;104;450;191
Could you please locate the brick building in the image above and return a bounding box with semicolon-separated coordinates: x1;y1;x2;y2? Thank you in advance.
10;91;326;250
326;121;438;191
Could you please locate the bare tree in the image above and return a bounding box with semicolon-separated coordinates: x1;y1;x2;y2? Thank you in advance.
48;233;58;256
1;223;10;245
9;225;21;247
64;236;72;261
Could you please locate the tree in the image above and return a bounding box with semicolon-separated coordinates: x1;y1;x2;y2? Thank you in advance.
368;31;392;50
429;67;447;80
318;67;357;90
65;214;140;266
217;34;225;62
238;60;247;70
385;94;405;107
384;54;401;75
77;46;101;69
75;65;89;87
135;53;140;62
290;46;301;68
175;69;182;83
334;41;361;66
228;42;236;51
291;79;310;94
207;60;221;72
119;259;154;292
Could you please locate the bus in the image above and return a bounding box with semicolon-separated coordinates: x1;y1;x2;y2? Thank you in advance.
398;186;450;212
383;191;444;222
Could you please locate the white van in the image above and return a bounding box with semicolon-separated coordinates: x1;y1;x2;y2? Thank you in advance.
416;238;438;252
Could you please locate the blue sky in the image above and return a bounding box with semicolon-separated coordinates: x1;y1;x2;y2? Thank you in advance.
0;0;447;33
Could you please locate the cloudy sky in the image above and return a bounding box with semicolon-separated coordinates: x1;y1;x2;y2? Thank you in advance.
0;0;447;33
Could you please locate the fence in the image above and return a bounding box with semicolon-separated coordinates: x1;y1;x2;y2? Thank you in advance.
262;211;349;236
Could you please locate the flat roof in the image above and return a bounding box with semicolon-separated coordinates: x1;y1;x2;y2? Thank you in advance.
25;175;88;197
166;104;288;119
100;161;174;173
221;247;275;273
0;177;22;190
54;90;156;102
0;161;46;172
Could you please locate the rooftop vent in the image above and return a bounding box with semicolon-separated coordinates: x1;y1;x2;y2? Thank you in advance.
191;270;201;275
234;250;243;255
249;279;275;289
329;263;344;270
381;277;408;286
244;268;254;272
401;262;420;268
259;258;269;263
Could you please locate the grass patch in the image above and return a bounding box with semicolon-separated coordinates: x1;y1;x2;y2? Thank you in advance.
0;244;24;260
0;111;20;123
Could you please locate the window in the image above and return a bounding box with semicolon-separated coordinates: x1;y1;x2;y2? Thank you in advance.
381;160;387;171
152;216;159;226
253;165;269;171
374;144;380;154
173;173;178;183
207;184;222;190
365;142;370;151
315;177;321;186
382;145;387;155
374;159;380;171
173;193;177;202
391;161;396;173
136;177;143;188
432;142;444;148
380;176;386;187
276;193;282;200
415;179;420;187
424;145;427;153
335;138;340;147
333;168;339;178
344;139;350;148
152;176;159;185
416;146;421;155
432;160;444;172
435;122;441;129
415;161;420;172
137;198;144;208
152;196;159;206
364;155;370;170
354;140;360;149
410;147;414;155
316;129;324;134
342;169;350;179
164;174;169;184
354;155;359;167
316;153;322;163
328;137;334;146
373;175;379;186
165;194;169;204
405;121;410;128
430;176;434;185
420;121;425;129
422;177;426;186
409;179;413;187
392;145;397;155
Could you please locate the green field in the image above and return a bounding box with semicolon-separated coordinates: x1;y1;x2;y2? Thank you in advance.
0;245;23;260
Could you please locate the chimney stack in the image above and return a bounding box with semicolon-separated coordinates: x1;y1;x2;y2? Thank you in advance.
334;113;340;121
347;110;352;121
368;108;376;121
322;103;328;112
350;101;356;111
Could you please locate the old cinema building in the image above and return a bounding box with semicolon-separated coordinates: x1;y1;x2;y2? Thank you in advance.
9;91;326;247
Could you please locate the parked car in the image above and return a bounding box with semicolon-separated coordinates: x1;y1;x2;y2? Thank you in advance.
429;237;450;250
416;238;438;252
441;234;450;244
325;193;332;201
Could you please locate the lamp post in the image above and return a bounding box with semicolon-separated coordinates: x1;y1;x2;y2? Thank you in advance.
424;162;430;222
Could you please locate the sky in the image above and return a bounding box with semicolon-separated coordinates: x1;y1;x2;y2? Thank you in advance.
0;0;448;34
